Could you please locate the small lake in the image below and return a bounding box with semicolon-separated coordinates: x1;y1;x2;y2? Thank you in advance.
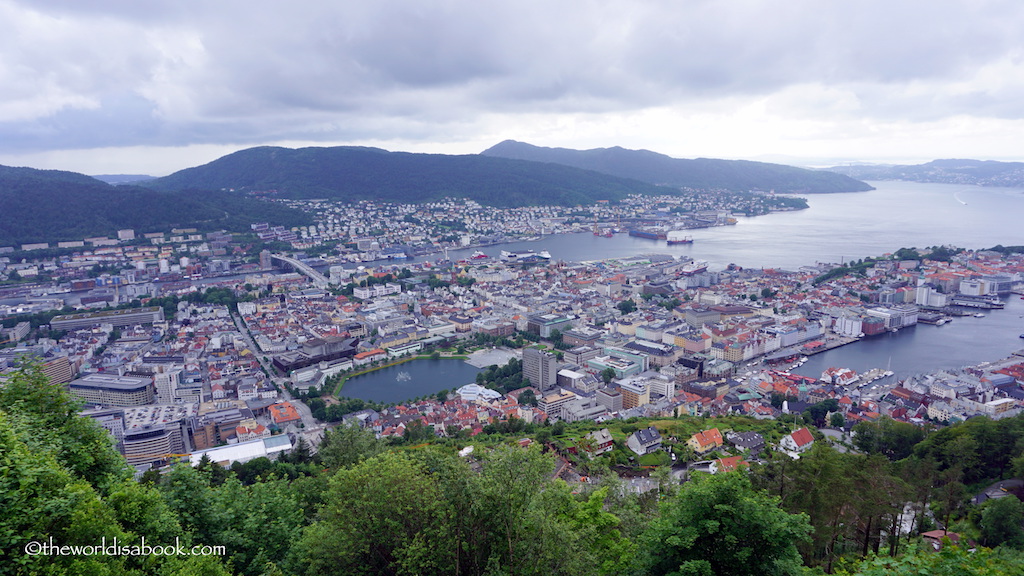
339;358;483;403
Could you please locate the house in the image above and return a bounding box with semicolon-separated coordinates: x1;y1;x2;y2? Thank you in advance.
626;426;662;456
710;455;749;474
921;530;962;551
585;428;614;456
726;430;765;455
780;427;814;454
687;428;724;455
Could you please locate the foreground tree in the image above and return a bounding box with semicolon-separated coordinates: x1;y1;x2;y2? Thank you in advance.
639;472;811;576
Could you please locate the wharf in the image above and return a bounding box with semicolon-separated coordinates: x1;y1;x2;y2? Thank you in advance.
804;336;860;356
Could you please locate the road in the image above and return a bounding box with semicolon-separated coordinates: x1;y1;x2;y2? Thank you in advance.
230;310;322;432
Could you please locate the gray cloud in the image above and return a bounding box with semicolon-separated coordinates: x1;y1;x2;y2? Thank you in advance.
3;0;1024;161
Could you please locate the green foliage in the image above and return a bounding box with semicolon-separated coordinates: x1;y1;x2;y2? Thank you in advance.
640;472;811;576
853;417;928;461
837;544;1024;576
616;299;637;315
980;495;1024;549
316;423;384;469
297;451;455;576
0;362;131;493
518;388;539;406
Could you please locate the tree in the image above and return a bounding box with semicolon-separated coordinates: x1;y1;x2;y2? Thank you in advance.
297;451;454;576
830;412;846;428
616;299;637;315
980;495;1024;549
601;367;617;384
641;472;812;576
316;423;384;469
518;388;538;406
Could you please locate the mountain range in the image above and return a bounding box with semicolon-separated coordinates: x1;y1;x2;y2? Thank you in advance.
0;165;309;247
144;145;675;206
2;142;876;246
480;140;874;194
825;159;1024;187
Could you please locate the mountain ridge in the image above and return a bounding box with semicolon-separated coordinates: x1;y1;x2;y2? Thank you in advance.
144;145;677;206
825;159;1024;187
0;164;309;246
481;140;874;194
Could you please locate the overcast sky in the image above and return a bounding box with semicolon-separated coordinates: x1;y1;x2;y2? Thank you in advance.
3;0;1024;175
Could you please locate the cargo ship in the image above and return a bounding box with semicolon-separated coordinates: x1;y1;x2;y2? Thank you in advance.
666;233;693;245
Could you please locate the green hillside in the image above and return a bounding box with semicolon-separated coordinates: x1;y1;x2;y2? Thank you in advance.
145;145;678;206
0;165;310;246
482;140;875;193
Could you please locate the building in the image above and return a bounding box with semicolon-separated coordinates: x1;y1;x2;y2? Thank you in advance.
269;402;302;426
50;307;165;330
619;379;650;409
780;427;815;454
584;428;614;456
539;389;576;418
68;373;154;407
710;455;749;474
560;397;609;422
192;406;253;450
687;428;724;455
523;347;559;393
626;426;662;456
726;431;765;454
526;314;573;338
122;424;188;467
596;386;623;412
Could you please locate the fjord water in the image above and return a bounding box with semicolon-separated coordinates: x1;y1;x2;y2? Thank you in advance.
445;180;1024;384
447;181;1024;270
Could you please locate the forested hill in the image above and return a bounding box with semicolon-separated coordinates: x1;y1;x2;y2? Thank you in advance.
0;164;310;246
481;140;874;194
144;145;678;206
826;158;1024;187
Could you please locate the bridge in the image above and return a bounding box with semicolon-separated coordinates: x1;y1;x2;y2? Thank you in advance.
270;254;330;289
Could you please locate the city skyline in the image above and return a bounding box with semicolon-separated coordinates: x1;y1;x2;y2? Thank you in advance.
4;1;1024;175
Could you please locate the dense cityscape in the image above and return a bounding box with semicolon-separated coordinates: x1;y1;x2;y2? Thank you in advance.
10;2;1024;575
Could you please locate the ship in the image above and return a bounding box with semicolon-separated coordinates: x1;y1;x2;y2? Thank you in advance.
666;232;693;245
471;251;488;259
679;259;709;276
500;249;552;262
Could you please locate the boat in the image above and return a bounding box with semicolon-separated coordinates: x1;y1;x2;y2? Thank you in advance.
471;251;488;259
1020;334;1024;339
666;233;693;245
679;259;709;276
974;313;985;318
500;249;552;262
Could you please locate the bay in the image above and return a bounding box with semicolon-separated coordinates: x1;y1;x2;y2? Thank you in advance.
441;181;1024;270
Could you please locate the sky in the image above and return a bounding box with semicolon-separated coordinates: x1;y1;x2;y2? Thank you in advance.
3;0;1024;176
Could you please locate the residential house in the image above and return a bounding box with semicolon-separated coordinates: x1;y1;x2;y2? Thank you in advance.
626;426;662;456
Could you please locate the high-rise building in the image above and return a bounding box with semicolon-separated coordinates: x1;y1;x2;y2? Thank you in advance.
523;347;558;393
619;379;650;409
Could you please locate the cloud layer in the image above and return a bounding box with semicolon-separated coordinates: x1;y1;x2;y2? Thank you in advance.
4;0;1024;173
